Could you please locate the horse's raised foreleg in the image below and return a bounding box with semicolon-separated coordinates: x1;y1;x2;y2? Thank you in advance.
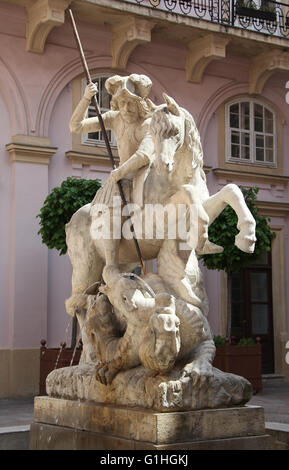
203;184;256;253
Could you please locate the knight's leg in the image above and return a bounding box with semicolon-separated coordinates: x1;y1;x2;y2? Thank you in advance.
101;207;122;285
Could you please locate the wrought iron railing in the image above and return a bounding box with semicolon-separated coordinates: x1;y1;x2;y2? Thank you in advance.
121;0;289;38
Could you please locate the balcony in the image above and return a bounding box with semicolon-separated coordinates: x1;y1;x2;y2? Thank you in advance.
120;0;289;38
10;0;289;67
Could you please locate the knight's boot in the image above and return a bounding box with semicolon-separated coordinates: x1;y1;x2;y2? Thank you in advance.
102;237;122;285
102;264;121;285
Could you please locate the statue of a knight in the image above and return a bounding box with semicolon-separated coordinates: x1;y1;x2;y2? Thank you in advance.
70;74;155;284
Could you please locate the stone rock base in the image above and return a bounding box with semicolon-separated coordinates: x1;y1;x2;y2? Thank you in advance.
30;396;272;450
46;363;253;411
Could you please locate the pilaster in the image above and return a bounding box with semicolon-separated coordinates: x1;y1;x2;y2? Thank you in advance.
5;135;57;352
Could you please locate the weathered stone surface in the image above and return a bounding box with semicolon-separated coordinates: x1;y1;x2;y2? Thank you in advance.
30;398;271;450
33;396;265;444
46;363;252;412
30;422;272;450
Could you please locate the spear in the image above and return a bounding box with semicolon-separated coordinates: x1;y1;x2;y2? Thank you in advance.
68;8;146;275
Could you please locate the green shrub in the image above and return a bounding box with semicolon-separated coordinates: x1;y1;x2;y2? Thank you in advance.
237;337;257;346
213;335;227;346
37;177;101;255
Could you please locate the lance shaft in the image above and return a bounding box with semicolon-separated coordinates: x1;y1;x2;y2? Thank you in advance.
68;9;146;275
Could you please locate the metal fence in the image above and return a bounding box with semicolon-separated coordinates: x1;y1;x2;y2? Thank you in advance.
122;0;289;38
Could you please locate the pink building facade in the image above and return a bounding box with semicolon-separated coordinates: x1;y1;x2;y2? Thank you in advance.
0;0;289;397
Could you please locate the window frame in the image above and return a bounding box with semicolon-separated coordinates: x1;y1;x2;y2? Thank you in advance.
81;74;117;148
225;98;277;168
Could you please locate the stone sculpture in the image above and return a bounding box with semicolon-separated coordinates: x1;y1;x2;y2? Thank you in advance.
46;74;256;411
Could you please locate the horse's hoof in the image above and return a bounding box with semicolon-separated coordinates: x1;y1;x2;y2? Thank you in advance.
235;233;256;253
197;240;224;255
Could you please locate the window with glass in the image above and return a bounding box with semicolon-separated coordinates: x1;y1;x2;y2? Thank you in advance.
81;75;116;147
226;99;276;166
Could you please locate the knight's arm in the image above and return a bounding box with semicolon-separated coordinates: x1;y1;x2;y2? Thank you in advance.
69;83;115;134
114;130;154;180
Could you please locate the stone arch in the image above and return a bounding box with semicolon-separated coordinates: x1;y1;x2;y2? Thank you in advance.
198;81;287;143
36;57;165;137
0;57;30;136
197;82;249;142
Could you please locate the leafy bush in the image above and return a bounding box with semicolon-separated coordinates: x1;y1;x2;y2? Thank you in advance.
237;337;257;346
214;336;257;347
37;177;101;255
213;335;227;346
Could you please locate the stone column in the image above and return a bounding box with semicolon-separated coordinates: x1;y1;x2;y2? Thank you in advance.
3;134;57;397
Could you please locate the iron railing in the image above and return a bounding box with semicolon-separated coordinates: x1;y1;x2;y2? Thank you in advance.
121;0;289;38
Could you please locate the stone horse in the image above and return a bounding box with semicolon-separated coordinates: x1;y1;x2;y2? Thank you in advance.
47;94;256;410
66;92;255;297
65;93;256;360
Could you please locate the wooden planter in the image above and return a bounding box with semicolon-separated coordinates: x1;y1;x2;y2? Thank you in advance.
213;342;262;393
236;7;276;22
39;340;82;395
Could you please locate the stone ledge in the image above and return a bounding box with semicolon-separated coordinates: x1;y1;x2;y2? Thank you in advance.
6;136;57;165
66;150;119;167
0;426;30;451
33;396;266;445
30;421;272;450
266;422;289;450
213;168;289;186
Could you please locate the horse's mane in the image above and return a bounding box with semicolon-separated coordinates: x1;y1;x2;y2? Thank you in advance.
150;106;179;139
150;105;206;184
181;108;204;170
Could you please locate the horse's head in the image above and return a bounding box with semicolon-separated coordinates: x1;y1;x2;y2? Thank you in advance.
150;94;185;176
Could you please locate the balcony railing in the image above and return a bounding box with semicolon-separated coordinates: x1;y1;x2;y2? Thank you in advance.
121;0;289;38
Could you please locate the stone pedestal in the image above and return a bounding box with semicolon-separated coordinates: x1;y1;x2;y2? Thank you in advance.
30;396;272;450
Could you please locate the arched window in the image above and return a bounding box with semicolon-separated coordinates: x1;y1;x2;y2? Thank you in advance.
81;75;116;147
225;99;276;166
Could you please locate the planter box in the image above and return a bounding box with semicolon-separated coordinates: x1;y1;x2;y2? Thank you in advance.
236;7;276;22
39;340;82;395
213;343;262;393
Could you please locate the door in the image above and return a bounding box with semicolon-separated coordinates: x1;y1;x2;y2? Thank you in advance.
231;250;274;373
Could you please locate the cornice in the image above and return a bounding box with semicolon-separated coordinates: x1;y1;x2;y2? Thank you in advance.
213;168;289;187
5;138;57;165
66;150;119;167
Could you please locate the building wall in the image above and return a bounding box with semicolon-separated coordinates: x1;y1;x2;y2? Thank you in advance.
0;1;288;396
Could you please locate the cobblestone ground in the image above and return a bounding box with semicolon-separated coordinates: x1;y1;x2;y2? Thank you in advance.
248;381;289;424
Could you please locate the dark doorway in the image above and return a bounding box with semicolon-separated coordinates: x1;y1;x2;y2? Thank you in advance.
231;250;274;373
